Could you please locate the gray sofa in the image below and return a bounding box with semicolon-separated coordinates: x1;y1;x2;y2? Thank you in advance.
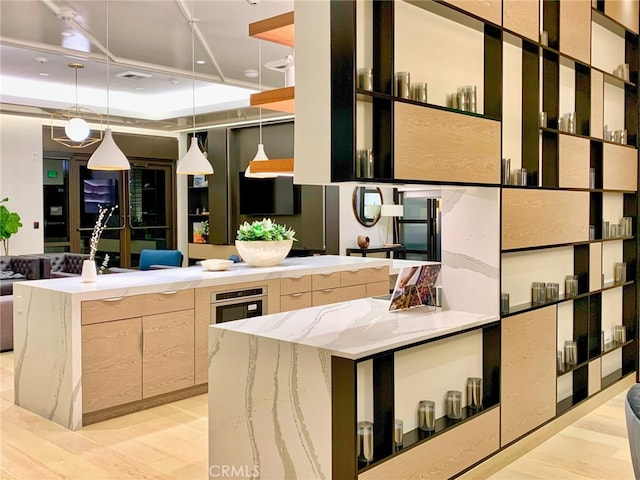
625;383;640;479
0;255;40;351
39;252;90;278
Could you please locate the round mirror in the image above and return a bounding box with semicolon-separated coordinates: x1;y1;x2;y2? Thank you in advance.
352;187;383;227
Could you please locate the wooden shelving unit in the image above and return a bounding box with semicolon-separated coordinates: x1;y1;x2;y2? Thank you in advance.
248;11;295;114
292;0;640;478
249;86;295;113
248;11;295;173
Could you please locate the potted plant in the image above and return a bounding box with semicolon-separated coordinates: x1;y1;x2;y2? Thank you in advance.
235;218;296;267
0;198;23;255
193;220;209;244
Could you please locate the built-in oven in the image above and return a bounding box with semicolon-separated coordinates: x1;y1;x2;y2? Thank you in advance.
210;286;266;324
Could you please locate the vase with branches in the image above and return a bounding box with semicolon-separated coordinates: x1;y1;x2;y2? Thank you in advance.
82;205;116;282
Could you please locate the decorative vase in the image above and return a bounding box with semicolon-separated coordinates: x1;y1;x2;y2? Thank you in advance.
235;239;293;267
357;235;370;249
81;259;97;283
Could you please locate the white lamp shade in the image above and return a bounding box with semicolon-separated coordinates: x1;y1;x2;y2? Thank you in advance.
65;117;90;142
380;204;404;217
87;128;130;171
245;143;277;178
177;136;213;175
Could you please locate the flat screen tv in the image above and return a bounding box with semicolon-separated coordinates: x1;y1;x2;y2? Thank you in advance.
238;172;300;216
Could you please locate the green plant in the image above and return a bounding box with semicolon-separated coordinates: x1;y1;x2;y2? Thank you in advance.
236;218;296;242
0;197;23;255
195;220;209;236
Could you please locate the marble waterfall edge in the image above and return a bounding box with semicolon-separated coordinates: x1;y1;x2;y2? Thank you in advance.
209;328;332;479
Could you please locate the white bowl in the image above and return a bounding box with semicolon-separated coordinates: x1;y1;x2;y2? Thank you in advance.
235;239;293;267
201;259;234;271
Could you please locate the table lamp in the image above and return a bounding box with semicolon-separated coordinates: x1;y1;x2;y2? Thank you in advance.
380;204;403;246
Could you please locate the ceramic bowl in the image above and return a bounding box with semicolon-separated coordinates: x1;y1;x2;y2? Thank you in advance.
201;259;234;271
234;239;293;267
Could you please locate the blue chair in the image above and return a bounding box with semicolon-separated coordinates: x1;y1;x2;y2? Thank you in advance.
138;249;183;271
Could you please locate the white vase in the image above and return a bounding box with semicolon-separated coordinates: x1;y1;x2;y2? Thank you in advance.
81;259;97;283
235;239;293;267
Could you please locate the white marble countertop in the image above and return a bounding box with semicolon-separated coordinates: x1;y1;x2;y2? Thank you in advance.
14;255;392;300
211;297;497;360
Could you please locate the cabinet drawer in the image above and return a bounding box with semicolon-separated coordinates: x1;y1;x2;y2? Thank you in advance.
311;271;341;290
141;289;194;316
312;285;367;306
341;266;388;286
81;296;143;325
366;281;389;297
281;275;312;295
280;292;313;312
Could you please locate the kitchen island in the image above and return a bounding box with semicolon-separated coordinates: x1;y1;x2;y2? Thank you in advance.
12;255;390;430
208;298;500;479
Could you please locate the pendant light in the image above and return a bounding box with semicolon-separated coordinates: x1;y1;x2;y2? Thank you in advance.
50;63;103;149
176;13;213;175
245;40;276;179
87;0;130;171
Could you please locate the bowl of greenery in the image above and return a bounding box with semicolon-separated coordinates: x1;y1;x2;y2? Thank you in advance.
235;218;296;267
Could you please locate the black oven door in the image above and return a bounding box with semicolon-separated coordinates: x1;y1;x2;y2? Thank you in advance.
214;299;264;324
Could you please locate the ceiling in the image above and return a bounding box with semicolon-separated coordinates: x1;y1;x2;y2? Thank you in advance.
0;0;295;131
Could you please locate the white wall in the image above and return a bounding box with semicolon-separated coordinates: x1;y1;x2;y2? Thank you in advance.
0;115;44;255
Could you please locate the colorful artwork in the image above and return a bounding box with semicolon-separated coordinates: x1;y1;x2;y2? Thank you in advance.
389;264;442;311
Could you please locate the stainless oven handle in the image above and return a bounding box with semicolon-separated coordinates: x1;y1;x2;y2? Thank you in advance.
211;295;267;306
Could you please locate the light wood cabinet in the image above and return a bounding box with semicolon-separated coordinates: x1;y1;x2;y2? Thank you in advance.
141;289;194;316
82;292;195;413
311;271;341;290
603;143;638;191
280;275;312;295
340;266;387;286
280;292;313;312
501;306;556;446
503;0;539;42
81;296;142;325
558;135;590;189
502;189;590;250
82;317;142;413
359;408;500;480
559;0;591;64
312;284;367;306
394;103;501;184
142;310;195;398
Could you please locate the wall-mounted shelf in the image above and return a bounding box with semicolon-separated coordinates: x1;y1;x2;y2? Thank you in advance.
248;11;294;47
250;86;295;113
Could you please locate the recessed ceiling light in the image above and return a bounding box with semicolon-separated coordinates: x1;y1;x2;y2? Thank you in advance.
196;60;206;65
34;56;48;63
244;69;259;78
39;72;49;77
61;31;73;37
169;79;179;85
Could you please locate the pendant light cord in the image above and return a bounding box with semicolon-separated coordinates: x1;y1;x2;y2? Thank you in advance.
74;66;79;116
106;0;110;127
191;14;196;139
258;39;262;144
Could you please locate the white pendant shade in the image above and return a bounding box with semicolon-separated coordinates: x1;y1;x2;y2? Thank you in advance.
87;128;130;171
245;143;277;178
65;117;90;142
177;136;213;175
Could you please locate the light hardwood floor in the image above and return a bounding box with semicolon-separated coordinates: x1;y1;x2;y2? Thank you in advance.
0;351;636;479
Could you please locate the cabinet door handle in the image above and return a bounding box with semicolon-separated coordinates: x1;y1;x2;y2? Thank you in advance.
103;297;124;302
374;266;384;270
322;288;334;293
141;331;145;354
350;269;360;273
320;273;333;277
161;290;179;295
291;293;304;297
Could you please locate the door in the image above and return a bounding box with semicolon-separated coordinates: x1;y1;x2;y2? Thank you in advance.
70;157;175;268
